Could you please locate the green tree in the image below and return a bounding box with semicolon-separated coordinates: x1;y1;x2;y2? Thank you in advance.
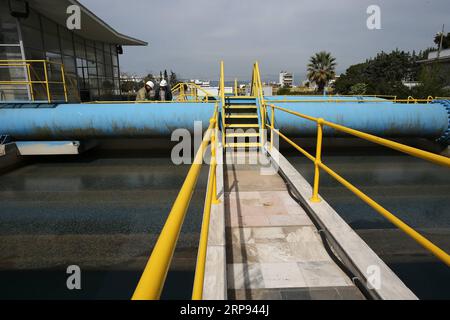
307;51;337;94
120;81;136;93
169;70;178;87
411;64;450;98
434;32;450;50
164;69;168;80
349;83;368;95
144;73;155;83
334;62;368;94
334;50;414;97
277;87;291;95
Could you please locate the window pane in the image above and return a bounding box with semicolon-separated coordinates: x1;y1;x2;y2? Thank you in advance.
0;11;19;43
86;45;95;63
89;77;98;88
21;8;41;29
58;24;73;40
104;63;113;78
61;37;74;56
0;1;17;35
96;42;104;52
46;51;62;63
75;40;86;59
76;57;87;68
90;88;99;98
43;33;61;53
62;55;76;74
112;53;118;67
0;56;26;81
104;43;111;56
96;47;104;65
97;63;105;77
25;48;44;60
0;2;15;26
0;45;22;59
41;17;58;35
21;25;43;50
104;50;112;67
88;64;97;77
113;66;119;79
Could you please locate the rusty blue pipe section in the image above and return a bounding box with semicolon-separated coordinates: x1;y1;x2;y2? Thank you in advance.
268;101;449;140
0;102;216;140
0;101;449;142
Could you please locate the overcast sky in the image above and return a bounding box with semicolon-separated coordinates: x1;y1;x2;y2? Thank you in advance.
80;0;449;82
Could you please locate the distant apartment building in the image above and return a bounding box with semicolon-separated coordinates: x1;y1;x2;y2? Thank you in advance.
418;48;450;88
422;49;450;72
279;71;293;87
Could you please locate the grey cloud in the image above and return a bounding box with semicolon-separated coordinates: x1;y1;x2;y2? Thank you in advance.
80;0;449;82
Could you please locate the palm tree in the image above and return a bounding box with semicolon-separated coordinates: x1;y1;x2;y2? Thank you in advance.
307;51;337;94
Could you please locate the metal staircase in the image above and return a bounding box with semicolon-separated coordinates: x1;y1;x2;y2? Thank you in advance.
223;96;261;148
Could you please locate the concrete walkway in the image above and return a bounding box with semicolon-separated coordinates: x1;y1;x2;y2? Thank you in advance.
224;150;365;300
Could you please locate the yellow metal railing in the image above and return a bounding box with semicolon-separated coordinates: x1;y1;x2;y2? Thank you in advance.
220;61;226;146
245;61;450;266
171;82;211;102
132;105;219;300
266;97;436;104
250;61;266;144
0;59;68;103
192;110;220;300
264;102;450;266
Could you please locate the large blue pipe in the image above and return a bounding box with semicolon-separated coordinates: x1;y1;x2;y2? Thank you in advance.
269;101;449;139
0;102;216;140
0;100;448;142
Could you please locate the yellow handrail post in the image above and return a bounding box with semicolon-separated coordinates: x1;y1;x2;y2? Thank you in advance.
220;61;226;147
253;61;266;148
211;122;220;205
234;78;238;96
220;61;225;106
60;63;68;102
26;63;35;101
311;118;324;202
132;119;214;300
270;105;275;150
43;61;51;103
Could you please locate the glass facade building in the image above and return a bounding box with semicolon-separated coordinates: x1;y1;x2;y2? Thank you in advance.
0;0;145;102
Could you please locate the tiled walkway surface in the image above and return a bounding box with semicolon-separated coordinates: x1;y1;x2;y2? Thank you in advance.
224;151;365;300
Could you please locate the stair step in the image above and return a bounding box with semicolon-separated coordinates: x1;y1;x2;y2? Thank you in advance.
225;142;261;148
226;96;255;99
225;132;260;138
225;114;258;119
225;105;257;109
225;124;260;128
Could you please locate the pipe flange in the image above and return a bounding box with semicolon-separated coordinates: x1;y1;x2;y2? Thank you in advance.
432;100;450;144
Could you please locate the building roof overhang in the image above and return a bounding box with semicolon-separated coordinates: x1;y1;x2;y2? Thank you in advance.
26;0;147;46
